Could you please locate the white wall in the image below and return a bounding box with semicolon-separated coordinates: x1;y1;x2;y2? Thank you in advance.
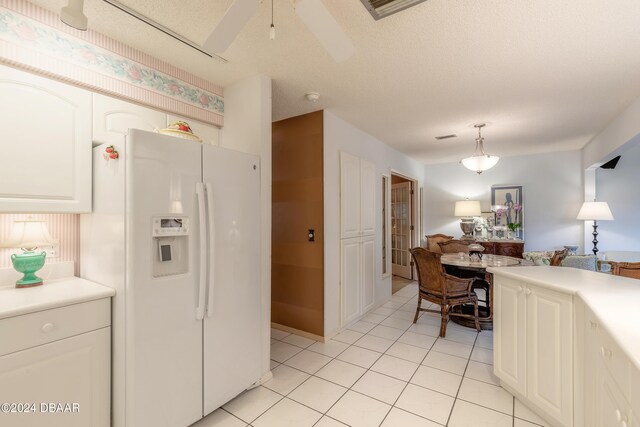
323;110;425;337
582;95;640;169
423;150;584;252
594;141;640;252
220;75;272;378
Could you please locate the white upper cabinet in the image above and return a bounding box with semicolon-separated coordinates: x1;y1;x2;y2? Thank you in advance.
340;152;376;238
340;152;361;239
359;159;376;236
167;114;220;146
0;65;92;213
93;94;165;146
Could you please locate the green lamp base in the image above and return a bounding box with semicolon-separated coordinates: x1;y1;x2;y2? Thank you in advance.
11;251;46;288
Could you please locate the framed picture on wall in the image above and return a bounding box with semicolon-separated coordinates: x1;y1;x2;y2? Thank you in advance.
491;185;524;238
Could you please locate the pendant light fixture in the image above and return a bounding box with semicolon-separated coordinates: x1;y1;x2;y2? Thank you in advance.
269;0;276;40
461;123;499;174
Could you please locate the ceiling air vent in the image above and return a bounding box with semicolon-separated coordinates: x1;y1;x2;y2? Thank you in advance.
360;0;429;20
435;134;457;140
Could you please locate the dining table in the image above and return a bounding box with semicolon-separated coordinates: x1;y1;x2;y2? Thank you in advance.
440;253;530;330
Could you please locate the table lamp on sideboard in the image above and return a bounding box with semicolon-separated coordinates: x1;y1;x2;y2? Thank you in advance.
1;219;57;288
455;200;481;241
576;201;613;256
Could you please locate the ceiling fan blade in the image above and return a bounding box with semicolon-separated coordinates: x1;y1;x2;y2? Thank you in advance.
202;0;259;54
295;0;354;63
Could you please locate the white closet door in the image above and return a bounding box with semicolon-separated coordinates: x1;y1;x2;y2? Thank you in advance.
361;235;376;314
360;159;376;236
340;152;361;238
341;237;361;327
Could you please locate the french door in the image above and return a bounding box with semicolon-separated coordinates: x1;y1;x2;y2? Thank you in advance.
391;181;413;279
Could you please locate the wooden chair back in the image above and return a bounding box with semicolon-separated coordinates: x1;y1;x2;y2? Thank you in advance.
550;249;569;267
426;234;453;253
409;247;472;297
438;239;472;254
610;262;640;279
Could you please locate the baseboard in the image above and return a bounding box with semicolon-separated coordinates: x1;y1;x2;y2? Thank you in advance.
249;370;273;389
271;322;326;343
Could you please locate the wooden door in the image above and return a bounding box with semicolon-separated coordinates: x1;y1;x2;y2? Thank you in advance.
493;276;527;396
341;237;361;327
391;181;412;278
526;285;573;427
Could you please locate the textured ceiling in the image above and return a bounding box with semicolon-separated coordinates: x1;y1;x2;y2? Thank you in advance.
28;0;640;164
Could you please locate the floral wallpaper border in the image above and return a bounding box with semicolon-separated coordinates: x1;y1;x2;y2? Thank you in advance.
0;1;223;126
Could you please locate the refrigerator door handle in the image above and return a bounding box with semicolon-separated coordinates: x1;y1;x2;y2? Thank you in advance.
205;182;216;317
196;182;208;320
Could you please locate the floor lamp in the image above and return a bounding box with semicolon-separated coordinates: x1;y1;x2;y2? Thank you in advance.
577;201;614;256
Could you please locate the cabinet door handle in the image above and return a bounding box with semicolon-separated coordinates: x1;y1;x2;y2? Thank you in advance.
589;321;598;329
524;288;532;296
616;409;622;422
601;346;612;359
517;286;523;293
41;323;55;333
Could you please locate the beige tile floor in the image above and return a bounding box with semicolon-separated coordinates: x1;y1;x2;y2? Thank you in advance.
192;282;551;427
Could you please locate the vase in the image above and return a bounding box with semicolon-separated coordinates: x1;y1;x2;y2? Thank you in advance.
507;230;513;239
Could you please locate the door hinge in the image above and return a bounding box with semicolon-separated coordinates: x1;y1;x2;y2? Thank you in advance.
410;261;414;266
410;189;414;195
410;225;414;231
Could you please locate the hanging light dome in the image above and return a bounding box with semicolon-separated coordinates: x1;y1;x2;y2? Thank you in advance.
461;123;499;174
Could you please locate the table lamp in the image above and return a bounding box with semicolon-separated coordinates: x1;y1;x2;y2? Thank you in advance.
1;219;57;288
576;201;613;256
455;200;481;240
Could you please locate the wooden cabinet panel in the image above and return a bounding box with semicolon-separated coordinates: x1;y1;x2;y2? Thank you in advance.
0;65;91;212
360;159;376;236
93;94;166;146
341;237;361;327
526;285;573;426
0;327;110;427
480;241;524;258
494;276;527;396
361;235;375;313
340;152;361;239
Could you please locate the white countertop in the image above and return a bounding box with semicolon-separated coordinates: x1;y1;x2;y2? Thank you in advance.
0;277;115;320
488;266;640;370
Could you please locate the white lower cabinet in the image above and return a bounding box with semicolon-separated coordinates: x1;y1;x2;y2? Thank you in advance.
340;235;375;327
494;277;573;427
583;305;636;427
0;299;111;427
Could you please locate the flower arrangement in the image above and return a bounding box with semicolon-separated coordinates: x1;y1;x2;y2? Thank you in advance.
496;203;523;234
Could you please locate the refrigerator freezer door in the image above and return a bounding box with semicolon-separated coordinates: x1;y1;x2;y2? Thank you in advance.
202;145;262;415
126;129;203;427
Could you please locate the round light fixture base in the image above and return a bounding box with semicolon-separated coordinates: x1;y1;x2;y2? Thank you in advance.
305;92;320;102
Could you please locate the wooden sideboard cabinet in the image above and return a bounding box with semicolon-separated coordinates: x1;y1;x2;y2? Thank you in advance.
480;241;524;258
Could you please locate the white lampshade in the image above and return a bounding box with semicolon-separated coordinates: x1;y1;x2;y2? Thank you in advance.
454;200;481;217
576;202;614;221
1;220;57;249
461;155;500;174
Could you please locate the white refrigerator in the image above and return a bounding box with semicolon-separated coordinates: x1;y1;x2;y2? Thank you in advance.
81;129;262;427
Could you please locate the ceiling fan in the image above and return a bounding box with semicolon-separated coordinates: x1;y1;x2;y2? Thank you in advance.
202;0;354;62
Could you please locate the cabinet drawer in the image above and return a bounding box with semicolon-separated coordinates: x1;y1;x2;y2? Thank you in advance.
593;321;631;398
0;299;110;356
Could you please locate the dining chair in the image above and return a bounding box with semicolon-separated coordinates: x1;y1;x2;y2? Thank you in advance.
438;239;472;254
426;234;453;253
609;261;640;279
409;247;481;337
550;249;569;266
